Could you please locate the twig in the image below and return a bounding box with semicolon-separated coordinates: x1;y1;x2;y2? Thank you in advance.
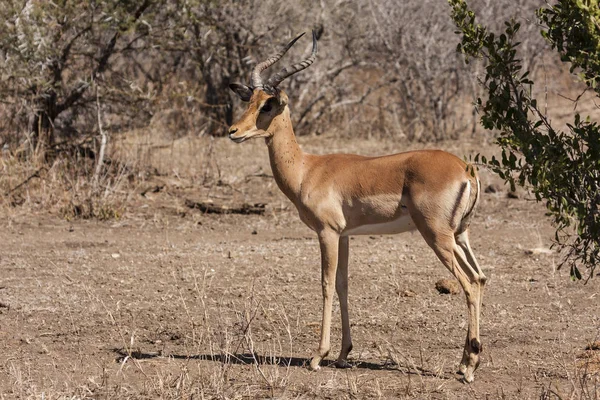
556;87;590;111
185;199;266;215
7;166;47;195
94;86;108;188
245;172;273;182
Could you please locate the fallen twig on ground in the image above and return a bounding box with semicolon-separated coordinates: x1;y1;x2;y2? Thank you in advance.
185;199;266;215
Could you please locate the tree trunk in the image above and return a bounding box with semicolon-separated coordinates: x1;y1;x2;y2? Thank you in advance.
204;78;232;136
28;91;57;161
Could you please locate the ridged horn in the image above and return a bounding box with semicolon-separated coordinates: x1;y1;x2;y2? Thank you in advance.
266;29;318;88
250;32;306;88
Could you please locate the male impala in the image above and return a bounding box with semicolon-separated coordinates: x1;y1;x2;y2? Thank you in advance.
228;31;487;383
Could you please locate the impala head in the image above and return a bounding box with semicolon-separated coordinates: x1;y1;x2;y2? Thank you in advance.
228;30;318;143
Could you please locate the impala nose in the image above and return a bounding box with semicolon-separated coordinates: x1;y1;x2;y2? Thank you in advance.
228;128;238;139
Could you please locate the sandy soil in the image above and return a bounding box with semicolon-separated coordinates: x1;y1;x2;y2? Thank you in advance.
0;137;599;399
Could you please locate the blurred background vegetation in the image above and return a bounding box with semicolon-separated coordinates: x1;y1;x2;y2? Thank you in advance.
0;0;562;151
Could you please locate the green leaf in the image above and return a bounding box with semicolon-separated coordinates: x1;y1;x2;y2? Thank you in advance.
570;265;582;280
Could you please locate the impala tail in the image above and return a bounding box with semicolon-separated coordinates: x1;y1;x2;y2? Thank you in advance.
459;167;481;234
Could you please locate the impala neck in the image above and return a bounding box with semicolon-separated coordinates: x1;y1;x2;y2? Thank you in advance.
265;107;304;201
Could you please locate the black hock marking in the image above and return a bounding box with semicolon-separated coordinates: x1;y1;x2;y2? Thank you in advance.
470;338;481;354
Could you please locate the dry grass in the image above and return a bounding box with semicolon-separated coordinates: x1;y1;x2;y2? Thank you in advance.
0;150;131;221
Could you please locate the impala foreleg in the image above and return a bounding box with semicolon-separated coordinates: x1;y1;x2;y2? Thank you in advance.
309;229;340;370
335;236;353;368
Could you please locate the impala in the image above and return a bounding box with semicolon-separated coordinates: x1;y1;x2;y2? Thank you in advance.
228;31;487;383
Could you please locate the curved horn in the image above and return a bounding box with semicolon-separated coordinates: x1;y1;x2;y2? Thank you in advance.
266;29;318;88
251;32;306;88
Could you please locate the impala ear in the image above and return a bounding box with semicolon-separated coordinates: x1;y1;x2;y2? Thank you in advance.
229;83;253;102
277;91;289;106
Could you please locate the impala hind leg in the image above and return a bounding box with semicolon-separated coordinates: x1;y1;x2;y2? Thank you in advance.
335;236;353;368
424;233;484;383
455;230;487;377
452;244;484;382
310;229;340;370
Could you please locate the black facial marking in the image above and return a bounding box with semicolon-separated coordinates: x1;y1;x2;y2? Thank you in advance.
260;98;278;113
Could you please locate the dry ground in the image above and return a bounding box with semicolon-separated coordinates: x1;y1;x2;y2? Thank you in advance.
1;136;599;399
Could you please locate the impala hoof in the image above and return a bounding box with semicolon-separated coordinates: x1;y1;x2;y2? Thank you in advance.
461;372;475;384
459;366;475;383
309;358;322;371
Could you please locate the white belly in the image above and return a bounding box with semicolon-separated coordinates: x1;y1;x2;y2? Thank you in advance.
342;214;417;236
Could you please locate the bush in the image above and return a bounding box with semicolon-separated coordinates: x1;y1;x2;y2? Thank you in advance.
449;0;600;279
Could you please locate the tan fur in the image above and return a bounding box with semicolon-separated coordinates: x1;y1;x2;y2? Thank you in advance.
229;89;487;383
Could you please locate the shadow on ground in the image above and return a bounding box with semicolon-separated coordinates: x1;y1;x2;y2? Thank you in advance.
111;348;454;379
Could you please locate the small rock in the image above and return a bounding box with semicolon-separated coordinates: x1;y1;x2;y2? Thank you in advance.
111;253;121;259
484;183;501;193
524;247;553;255
435;278;461;295
401;289;417;298
507;191;519;199
251;230;258;235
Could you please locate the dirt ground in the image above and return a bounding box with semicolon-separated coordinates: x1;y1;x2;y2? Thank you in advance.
1;136;599;399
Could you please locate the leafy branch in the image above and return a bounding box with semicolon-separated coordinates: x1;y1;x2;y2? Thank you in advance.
449;0;600;280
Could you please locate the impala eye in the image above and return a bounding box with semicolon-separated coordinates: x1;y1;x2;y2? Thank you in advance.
260;99;276;113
